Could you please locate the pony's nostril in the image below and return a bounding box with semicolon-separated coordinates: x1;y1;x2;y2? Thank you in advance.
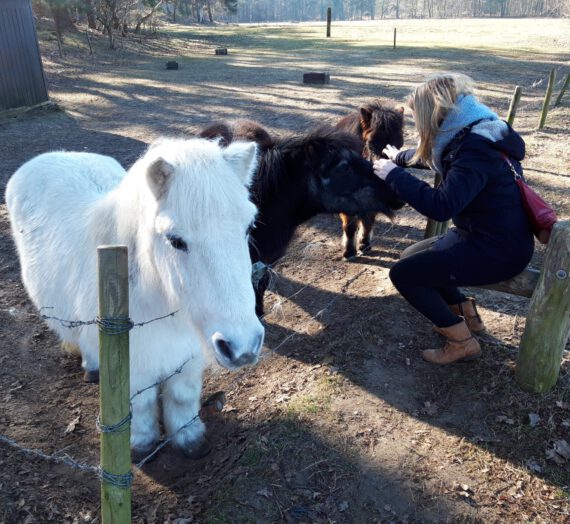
215;338;234;362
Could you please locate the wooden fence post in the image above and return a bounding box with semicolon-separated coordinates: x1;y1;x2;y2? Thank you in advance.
326;7;331;37
423;173;449;238
506;85;522;126
554;72;570;107
538;69;556;130
98;246;131;524
515;222;570;393
393;28;397;49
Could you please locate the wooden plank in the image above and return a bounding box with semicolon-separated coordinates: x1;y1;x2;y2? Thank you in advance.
475;267;541;298
515;221;570;392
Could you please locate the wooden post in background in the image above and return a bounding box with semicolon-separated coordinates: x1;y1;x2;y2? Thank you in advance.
98;246;131;524
393;27;397;49
538;69;556;129
506;85;522;126
326;7;331;37
554;72;570;107
515;222;570;393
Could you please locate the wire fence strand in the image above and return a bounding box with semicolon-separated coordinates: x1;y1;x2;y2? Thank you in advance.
1;229;409;483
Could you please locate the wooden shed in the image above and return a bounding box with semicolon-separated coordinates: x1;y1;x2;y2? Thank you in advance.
0;0;49;112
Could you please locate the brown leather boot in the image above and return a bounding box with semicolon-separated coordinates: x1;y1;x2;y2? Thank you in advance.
423;320;482;365
450;297;486;334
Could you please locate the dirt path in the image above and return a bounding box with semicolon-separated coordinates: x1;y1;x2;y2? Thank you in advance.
1;18;569;524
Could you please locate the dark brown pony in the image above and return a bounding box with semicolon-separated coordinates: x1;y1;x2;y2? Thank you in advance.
200;119;404;316
335;100;405;258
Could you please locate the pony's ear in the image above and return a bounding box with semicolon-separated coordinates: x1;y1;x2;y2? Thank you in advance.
222;141;259;187
147;158;175;199
359;107;372;125
396;105;405;114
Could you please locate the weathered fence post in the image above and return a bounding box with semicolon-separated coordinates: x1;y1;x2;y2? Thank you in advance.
423;173;449;238
554;72;570;107
538;69;556;130
98;246;131;524
393;28;397;49
515;222;570;393
506;85;522;126
326;7;331;37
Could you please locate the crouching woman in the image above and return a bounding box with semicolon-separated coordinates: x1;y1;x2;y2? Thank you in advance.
374;73;533;365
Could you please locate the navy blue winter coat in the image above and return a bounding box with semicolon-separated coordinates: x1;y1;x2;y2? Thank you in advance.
386;121;534;272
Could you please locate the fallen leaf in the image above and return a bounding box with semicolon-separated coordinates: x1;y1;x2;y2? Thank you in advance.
525;459;542;473
256;488;272;499
555;401;570;410
528;413;540;427
338;501;349;512
64;414;81;435
546;440;570;464
496;415;515;425
423;401;438;416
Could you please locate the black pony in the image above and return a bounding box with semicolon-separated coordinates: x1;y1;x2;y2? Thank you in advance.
335;100;405;258
200;120;404;315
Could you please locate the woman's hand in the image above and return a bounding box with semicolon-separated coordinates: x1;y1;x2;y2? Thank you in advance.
373;158;397;181
383;144;401;161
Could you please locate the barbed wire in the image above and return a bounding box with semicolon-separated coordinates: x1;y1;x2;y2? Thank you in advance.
40;307;179;334
1;228;406;487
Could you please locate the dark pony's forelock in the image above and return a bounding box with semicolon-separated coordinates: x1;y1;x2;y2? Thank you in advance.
253;126;363;203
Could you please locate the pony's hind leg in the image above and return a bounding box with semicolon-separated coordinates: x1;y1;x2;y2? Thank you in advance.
358;213;377;254
340;213;359;259
162;354;210;459
75;330;100;382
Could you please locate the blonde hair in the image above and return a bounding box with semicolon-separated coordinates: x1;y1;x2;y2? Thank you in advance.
408;73;474;167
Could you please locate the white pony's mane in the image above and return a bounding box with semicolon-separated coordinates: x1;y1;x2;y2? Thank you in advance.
121;138;257;232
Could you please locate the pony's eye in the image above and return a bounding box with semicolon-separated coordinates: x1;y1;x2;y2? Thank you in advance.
166;234;188;253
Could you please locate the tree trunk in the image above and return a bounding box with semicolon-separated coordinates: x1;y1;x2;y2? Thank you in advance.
50;4;76;36
206;0;213;22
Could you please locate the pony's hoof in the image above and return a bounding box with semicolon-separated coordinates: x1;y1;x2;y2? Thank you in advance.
131;443;159;464
342;248;357;260
181;436;212;460
358;242;372;255
83;369;99;383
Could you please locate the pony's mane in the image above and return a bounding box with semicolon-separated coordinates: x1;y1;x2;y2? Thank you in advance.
131;137;253;226
253;126;362;203
276;126;362;155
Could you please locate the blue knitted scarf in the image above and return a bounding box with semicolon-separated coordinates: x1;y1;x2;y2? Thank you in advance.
432;94;498;174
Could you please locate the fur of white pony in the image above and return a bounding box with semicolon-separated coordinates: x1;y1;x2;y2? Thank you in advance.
6;137;264;456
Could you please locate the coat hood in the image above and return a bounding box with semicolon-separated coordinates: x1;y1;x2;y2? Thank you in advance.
471;119;525;161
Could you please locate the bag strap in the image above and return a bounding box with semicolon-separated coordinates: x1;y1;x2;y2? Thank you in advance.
501;152;523;181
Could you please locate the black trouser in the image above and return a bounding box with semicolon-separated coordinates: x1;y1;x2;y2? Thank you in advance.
389;234;521;328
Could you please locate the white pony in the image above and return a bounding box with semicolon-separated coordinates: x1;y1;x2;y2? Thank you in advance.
6;138;264;458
